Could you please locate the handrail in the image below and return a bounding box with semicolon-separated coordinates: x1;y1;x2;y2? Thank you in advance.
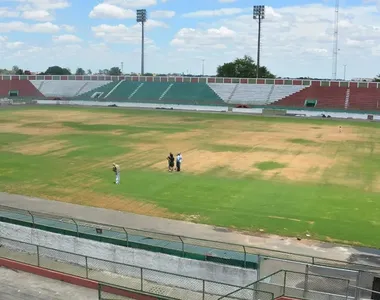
218;270;351;300
0;204;379;272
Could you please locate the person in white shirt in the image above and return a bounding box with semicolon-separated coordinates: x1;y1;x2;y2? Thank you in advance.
176;153;183;172
112;163;120;184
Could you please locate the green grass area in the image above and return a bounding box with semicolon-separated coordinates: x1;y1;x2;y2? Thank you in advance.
255;161;287;170
287;138;318;145
1;106;380;248
204;144;253;152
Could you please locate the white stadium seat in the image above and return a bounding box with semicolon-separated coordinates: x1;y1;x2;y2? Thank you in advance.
207;83;236;101
208;83;309;105
30;80;111;97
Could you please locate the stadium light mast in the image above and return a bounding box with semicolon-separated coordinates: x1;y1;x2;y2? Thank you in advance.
332;0;339;80
136;9;147;75
253;5;265;79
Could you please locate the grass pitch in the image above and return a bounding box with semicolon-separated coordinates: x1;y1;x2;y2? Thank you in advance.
1;106;380;247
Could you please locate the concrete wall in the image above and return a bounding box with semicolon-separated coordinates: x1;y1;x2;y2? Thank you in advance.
0;222;256;295
36;100;380;120
36;100;229;112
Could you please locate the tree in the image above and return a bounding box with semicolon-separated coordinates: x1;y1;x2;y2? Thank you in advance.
75;67;85;75
12;65;20;74
98;69;109;75
216;55;275;78
109;67;122;76
87;69;92;75
43;66;71;75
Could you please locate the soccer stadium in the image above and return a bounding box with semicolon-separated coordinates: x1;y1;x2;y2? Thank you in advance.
1;1;380;300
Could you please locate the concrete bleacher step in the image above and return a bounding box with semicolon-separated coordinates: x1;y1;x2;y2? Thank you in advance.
74;82;88;96
227;84;239;102
159;83;174;100
128;82;144;99
38;81;44;91
266;84;275;104
104;80;124;98
207;83;235;102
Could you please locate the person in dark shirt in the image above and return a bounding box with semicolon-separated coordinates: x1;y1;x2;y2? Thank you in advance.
167;153;174;172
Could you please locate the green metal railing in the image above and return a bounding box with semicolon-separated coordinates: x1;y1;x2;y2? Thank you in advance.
0;204;378;273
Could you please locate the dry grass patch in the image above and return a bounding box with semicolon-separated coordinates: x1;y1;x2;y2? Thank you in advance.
149;147;336;182
7;140;67;155
0;122;74;136
128;130;162;140
3;184;179;220
12;110;116;122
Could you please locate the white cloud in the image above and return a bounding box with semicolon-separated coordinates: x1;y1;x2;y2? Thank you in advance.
182;8;243;18
101;0;157;8
141;19;168;29
89;3;135;19
21;10;53;21
92;24;145;44
14;0;70;10
53;34;81;43
62;24;75;32
0;7;20;18
6;41;24;49
0;21;60;33
92;19;167;44
150;10;175;19
170;26;235;50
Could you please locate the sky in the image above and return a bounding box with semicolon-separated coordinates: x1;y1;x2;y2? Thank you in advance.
0;0;380;79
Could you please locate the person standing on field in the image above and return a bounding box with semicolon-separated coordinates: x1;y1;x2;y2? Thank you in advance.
112;163;120;184
167;153;175;172
176;153;182;172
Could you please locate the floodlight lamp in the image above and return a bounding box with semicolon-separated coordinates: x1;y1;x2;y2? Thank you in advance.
253;5;265;19
136;9;147;22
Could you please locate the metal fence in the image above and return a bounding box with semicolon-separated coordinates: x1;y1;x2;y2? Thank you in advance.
218;270;351;300
0;236;262;300
0;204;379;272
258;256;380;298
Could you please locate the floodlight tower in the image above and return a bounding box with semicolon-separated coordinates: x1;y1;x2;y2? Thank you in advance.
136;9;147;75
332;0;339;80
253;5;265;78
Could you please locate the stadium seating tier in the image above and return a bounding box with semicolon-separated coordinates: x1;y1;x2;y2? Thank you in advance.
1;77;380;111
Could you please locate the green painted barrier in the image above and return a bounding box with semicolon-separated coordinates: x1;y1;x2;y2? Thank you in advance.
0;211;258;270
